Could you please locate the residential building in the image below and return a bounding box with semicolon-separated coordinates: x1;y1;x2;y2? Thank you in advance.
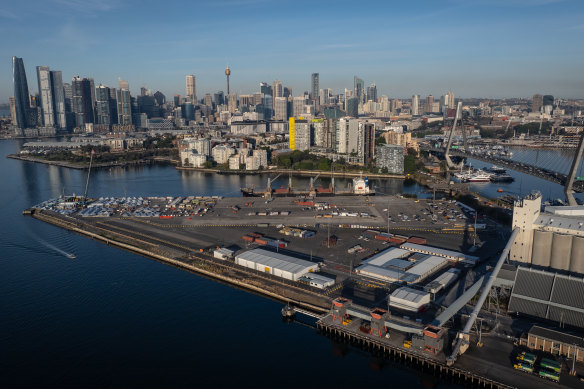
311;73;319;101
376;144;404;174
272;80;283;98
50;70;66;130
354;76;364;104
72;76;95;127
412;94;420;116
346;97;358;117
366;84;377;103
212;145;235;164
186;74;196;103
116;88;132;125
95;85;112;125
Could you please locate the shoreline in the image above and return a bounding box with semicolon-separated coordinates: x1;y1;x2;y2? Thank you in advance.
7;154;174;170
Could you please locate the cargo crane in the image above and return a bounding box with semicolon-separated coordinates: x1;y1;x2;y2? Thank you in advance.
266;173;282;196
309;173;321;195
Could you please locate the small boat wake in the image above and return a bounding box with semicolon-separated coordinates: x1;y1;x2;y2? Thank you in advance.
37;237;76;259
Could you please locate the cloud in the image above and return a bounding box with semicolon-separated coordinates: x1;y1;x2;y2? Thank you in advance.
40;21;100;49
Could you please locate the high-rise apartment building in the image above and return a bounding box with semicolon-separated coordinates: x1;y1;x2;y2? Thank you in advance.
346;97;358;118
116;89;132;125
311;73;319;101
272;80;283;98
366;84;377;103
95;85;112;125
362;123;375;165
36;66;55;127
12;56;33;129
532;94;543;113
354;76;364;104
412;95;420;116
376;144;404;174
292;96;307;117
274;96;288;121
425;95;434;113
186;75;196;103
72;76;95;127
50;71;66;131
447;91;455;109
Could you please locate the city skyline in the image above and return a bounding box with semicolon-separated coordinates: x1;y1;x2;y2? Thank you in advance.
2;0;584;102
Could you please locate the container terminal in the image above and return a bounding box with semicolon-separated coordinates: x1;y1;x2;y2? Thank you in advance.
24;193;584;388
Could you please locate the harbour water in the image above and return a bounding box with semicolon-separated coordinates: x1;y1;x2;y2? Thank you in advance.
0;139;458;388
0;137;580;387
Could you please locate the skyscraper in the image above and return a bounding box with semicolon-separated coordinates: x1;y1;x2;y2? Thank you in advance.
425;95;434;113
50;71;66;131
447;91;455;109
118;78;129;91
72;76;95;127
214;91;224;106
283;87;292;98
116;88;132;125
311;73;319;101
531;94;543;113
36;66;55;127
366;84;377;103
354;76;364;104
96;85;112;125
12;56;32;129
272;80;283;98
412;95;420;116
346;97;358;118
274;97;288;121
186;75;196;103
260;82;272;97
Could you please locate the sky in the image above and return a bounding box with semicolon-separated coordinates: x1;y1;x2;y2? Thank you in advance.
1;0;584;103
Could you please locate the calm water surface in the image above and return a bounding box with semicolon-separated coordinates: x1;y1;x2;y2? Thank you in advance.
0;139;462;388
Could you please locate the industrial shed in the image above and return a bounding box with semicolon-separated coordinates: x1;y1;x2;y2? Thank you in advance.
361;247;411;267
235;248;319;281
400;242;479;264
389;287;431;312
508;266;584;329
401;255;449;284
356;264;404;283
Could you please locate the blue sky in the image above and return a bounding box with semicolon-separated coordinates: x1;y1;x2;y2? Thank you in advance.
1;0;584;103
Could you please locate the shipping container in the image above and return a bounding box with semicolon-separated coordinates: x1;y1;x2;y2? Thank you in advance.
375;234;391;241
257;223;269;228
242;235;255;243
297;201;314;206
255;238;268;245
408;237;427;245
390;236;407;244
248;232;263;238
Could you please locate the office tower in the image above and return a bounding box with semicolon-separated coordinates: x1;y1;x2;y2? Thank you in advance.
181;102;195;121
311;73;319;101
227;93;237;113
260;82;272;97
425;95;434;113
283;87;292;98
12;56;33;128
319;89;330;106
376;144;404;174
204;93;213;107
366;84;377;103
346;97;358;117
118;78;129;91
354;76;364;104
72;76;95;127
186;74;196;103
412;95;420;116
262;95;273;120
214;91;224;106
543;95;554;107
9;97;17;125
532;94;543;113
63;82;75;130
239;94;253;108
50;71;66;130
36;66;55;127
336;118;349;153
137;94;157;118
272;80;283;98
153;91;166;106
174;94;181;107
116;88;132;125
274;97;288;120
225;66;231;95
95;85;112;125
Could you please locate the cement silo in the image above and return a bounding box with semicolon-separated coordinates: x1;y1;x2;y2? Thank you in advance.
532;230;553;267
569;236;584;274
550;233;573;271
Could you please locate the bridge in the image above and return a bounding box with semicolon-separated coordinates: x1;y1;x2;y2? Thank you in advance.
425;106;584;202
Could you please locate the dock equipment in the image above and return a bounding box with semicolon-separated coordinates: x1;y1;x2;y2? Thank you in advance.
447;227;519;365
369;308;390;338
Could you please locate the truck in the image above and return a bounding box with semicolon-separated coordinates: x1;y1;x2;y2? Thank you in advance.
513;363;534;373
539;358;561;373
538;369;559;382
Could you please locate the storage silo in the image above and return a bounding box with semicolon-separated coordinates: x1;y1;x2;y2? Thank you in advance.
569;236;584;275
550;233;573;271
531;230;553;267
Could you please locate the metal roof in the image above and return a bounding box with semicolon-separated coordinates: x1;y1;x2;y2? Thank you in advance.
536;214;584;233
356;264;403;281
400;242;479;261
362;248;410;267
236;249;317;275
405;255;448;277
391;287;430;304
529;326;584;348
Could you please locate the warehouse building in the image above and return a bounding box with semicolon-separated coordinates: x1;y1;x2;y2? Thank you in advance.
519;326;584;362
356;251;448;285
235;248;319;281
400;255;449;284
508;267;584;329
300;273;335;289
389;287;431;312
400;242;479;265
